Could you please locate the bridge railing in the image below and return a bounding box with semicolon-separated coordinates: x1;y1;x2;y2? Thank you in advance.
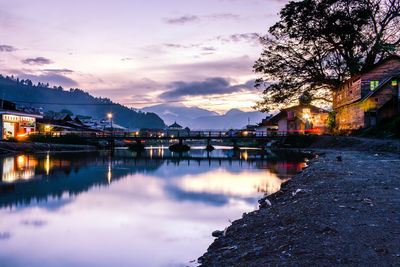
29;128;322;139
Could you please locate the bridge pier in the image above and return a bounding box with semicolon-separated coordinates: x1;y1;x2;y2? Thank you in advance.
232;139;240;151
169;138;190;152
206;138;214;152
128;139;145;152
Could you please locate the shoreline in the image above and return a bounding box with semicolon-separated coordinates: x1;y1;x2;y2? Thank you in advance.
199;147;400;266
0;141;97;155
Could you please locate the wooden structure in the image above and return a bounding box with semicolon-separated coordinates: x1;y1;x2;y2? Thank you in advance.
268;104;328;135
333;55;400;130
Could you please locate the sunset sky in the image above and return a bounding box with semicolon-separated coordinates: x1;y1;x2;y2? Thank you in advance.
0;0;288;113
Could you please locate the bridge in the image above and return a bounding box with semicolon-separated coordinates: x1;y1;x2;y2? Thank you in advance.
35;129;321;150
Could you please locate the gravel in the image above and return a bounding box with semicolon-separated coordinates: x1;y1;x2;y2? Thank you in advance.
199;149;400;266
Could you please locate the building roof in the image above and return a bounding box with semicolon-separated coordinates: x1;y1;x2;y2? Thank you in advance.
0;110;43;118
168;121;182;128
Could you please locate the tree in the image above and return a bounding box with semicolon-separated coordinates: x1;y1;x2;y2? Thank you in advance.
254;0;400;111
60;109;74;116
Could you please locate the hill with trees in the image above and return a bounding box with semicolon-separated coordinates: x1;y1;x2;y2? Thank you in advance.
0;75;165;129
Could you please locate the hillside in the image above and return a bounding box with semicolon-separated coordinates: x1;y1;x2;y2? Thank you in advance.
0;75;165;129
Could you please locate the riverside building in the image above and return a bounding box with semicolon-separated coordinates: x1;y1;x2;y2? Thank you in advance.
0;100;43;139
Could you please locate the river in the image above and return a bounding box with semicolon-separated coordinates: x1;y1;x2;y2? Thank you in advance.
0;147;311;267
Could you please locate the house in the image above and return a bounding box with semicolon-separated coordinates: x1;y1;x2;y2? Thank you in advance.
268;103;328;135
333;55;400;130
0;99;43;139
168;122;183;130
38;113;97;133
256;115;278;132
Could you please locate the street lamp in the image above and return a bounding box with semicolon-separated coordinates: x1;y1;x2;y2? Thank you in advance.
107;113;113;136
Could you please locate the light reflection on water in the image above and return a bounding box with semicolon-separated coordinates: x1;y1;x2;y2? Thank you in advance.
0;148;310;267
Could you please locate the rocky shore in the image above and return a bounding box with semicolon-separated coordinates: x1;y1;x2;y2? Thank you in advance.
199;148;400;266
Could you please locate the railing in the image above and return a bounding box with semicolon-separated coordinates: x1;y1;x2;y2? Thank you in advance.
29;128;322;139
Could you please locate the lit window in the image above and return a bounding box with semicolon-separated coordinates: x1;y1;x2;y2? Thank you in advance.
370;80;379;91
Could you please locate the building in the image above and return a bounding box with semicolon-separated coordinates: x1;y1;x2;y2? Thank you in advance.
0;100;43;139
333;55;400;130
168;122;183;130
256;115;278;132
268;104;328;135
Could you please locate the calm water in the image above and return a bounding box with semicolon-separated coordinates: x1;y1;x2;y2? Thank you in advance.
0;147;310;267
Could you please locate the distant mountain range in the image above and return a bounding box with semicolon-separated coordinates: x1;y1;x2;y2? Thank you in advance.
0;75;165;129
141;103;267;130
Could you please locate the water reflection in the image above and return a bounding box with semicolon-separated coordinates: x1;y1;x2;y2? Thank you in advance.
0;148;311;266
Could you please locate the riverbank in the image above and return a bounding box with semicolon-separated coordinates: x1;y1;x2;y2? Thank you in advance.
199;148;400;265
0;141;96;154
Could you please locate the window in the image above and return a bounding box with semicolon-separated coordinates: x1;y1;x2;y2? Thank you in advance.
393;80;398;86
370;80;379;90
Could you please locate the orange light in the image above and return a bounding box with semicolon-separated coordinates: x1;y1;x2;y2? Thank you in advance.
107;113;113;119
17;155;25;164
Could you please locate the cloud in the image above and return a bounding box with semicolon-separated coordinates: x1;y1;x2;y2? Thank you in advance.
164;13;240;25
121;57;133;61
21;219;47;227
202;46;216;51
216;33;260;45
164;15;199;25
21;57;53;65
164;43;216;52
43;68;74;74
0;232;11;240
152;55;254;81
159;77;254;100
0;45;16;52
207;13;240;20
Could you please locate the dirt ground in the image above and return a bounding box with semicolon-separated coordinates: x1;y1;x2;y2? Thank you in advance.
199;148;400;266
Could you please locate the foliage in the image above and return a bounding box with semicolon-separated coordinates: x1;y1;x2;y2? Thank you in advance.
60;109;74;116
254;0;400;111
326;111;337;129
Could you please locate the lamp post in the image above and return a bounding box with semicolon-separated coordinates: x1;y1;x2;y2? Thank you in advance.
107;113;113;136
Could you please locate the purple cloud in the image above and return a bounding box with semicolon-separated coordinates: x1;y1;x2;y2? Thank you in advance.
0;45;16;52
43;68;74;74
22;57;53;65
159;77;254;100
165;13;240;25
217;33;260;44
164;15;199;24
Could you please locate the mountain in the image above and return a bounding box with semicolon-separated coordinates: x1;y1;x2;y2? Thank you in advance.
0;75;165;129
141;104;267;130
192;109;267;130
141;103;218;126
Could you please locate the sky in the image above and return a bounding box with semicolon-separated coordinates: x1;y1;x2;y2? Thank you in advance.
0;0;289;113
